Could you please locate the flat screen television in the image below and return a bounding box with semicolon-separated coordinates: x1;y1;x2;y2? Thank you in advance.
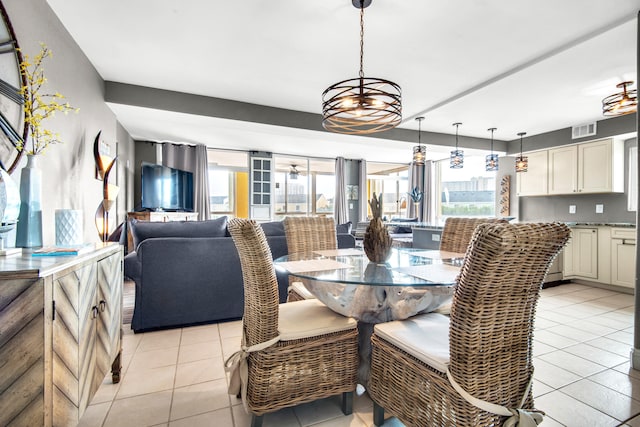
140;162;194;212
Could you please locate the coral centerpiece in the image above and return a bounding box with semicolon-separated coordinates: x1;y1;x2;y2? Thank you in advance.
363;193;392;263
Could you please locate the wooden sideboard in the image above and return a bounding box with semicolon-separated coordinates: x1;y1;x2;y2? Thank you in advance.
126;211;199;252
0;243;123;427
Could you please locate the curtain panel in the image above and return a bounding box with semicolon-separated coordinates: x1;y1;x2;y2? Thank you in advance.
358;159;368;221
334;157;348;224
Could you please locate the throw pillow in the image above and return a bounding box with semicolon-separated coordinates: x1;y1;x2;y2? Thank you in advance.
336;221;352;234
130;216;228;250
260;221;285;236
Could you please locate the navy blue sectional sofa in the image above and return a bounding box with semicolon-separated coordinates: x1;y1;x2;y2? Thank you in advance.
124;217;354;332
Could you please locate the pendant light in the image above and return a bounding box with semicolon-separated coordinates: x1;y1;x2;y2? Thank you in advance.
450;122;463;169
412;116;426;164
289;165;299;180
485;127;499;172
602;81;637;117
321;0;402;135
515;132;528;173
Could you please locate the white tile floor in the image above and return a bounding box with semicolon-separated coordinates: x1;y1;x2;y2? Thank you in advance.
80;282;639;427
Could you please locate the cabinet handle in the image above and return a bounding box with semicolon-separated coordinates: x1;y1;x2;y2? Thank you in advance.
99;300;107;312
623;239;636;245
91;306;99;319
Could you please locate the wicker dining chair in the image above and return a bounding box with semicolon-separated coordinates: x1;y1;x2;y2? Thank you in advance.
439;217;508;253
226;218;359;427
368;222;570;427
283;216;338;301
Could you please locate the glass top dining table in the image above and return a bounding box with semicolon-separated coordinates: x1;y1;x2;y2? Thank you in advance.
274;247;463;323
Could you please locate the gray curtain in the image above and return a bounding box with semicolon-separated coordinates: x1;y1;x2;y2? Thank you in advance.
407;160;434;223
423;160;434;223
358;159;368;221
334;157;348;224
162;143;211;220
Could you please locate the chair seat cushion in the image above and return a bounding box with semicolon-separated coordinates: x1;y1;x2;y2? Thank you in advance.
278;299;356;341
290;281;315;300
374;312;450;373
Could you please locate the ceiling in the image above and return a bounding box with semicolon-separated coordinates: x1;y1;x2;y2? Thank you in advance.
46;0;640;164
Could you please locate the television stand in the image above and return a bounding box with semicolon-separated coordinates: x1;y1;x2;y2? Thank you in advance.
126;211;199;253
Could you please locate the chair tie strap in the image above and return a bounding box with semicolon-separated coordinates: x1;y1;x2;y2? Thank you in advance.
446;369;543;427
225;333;281;412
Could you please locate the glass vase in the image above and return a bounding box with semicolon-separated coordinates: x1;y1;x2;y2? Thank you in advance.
16;154;43;248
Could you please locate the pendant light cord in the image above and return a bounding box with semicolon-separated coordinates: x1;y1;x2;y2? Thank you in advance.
489;128;496;153
518;132;526;156
359;1;365;78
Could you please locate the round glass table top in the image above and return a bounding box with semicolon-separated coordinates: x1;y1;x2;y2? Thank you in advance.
274;247;462;287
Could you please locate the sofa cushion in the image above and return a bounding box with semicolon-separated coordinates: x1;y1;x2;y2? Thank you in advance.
130;216;228;250
336;221;352;234
260;221;285;236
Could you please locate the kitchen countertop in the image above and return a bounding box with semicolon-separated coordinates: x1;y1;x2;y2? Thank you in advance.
391;220;636;230
565;222;636;228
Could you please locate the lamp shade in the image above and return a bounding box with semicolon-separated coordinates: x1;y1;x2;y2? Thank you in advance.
485;154;499;171
515;155;528;173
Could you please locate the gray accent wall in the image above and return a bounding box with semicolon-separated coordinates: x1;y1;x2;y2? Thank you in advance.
519;138;637;224
5;0;135;244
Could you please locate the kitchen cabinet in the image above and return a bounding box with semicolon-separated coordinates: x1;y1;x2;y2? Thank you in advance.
0;244;122;427
516;150;548;196
517;138;624;196
578;139;624;193
611;228;636;288
563;227;598;280
548;145;578;194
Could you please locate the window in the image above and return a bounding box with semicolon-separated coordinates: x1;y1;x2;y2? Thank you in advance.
207;150;249;218
367;164;409;219
273;157;335;218
436;156;495;219
209;169;233;213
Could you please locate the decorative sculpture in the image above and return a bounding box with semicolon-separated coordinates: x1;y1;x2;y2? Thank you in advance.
93;131;118;241
363;193;392;263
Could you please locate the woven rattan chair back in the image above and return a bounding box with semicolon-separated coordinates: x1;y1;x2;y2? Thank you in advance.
439;217;508;253
449;222;570;412
228;218;279;348
283;216;338;254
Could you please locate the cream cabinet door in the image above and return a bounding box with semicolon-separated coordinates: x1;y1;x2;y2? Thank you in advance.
578;139;624;193
563;228;598;279
517;150;549;196
611;228;636;288
611;239;635;287
548;145;578;194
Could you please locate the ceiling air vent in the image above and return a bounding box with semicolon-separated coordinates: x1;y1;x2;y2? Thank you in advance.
572;122;597;139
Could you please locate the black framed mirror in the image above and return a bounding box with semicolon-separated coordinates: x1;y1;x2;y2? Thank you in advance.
0;1;26;174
